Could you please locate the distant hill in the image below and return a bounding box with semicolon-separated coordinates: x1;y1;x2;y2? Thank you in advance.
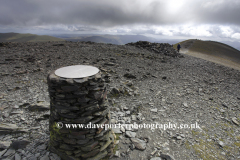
174;39;240;70
54;34;156;45
0;33;65;42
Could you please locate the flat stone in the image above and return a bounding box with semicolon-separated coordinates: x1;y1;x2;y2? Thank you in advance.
124;73;136;79
130;138;146;150
95;129;109;138
150;157;162;160
15;153;21;160
150;108;158;112
77;139;90;145
100;138;112;151
86;150;108;160
49;153;61;160
3;148;15;157
222;103;228;108
160;153;175;160
73;90;88;96
0;123;28;134
72;116;94;123
126;131;136;138
73;77;89;83
40;154;50;160
120;126;125;133
10;111;24;115
0;149;7;157
9;140;31;150
55;65;99;78
183;102;188;107
114;151;120;157
37;144;47;150
59;144;74;151
218;141;225;147
69;134;85;140
80;149;100;158
176;136;182;140
27;102;50;111
61;86;79;92
112;127;122;134
104;62;116;66
81;141;98;152
126;111;131;115
65;151;73;156
70;130;89;137
63;137;77;145
232;117;239;125
131;115;137;121
35;153;41;158
151;149;158;156
48;73;59;82
0;141;11;149
111;87;120;95
125;125;133;131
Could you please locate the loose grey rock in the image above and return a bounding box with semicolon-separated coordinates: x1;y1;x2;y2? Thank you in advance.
131;115;137;121
160;153;175;160
10;111;24;115
3;148;15;157
9;140;31;150
126;131;136;138
218;141;225;147
15;153;21;160
150;108;158;112
150;157;162;160
27;102;50;111
232;117;239;125
124;73;136;79
0;141;11;149
40;154;50;160
130;138;146;150
0;123;28;134
0;149;7;157
183;102;188;107
112;127;122;134
114;150;121;157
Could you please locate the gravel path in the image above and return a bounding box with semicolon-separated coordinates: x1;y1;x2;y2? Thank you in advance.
180;39;240;71
0;41;239;160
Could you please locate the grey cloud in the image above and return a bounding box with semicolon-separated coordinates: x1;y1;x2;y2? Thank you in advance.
189;1;240;25
1;0;240;37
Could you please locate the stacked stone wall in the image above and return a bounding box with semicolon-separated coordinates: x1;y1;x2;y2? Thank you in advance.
47;70;115;160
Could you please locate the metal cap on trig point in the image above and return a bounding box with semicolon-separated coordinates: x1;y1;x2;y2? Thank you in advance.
55;65;99;78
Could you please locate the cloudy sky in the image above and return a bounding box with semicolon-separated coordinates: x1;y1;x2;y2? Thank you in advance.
1;0;240;43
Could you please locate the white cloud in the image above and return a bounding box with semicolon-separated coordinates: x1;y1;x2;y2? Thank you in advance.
220;26;234;37
180;25;212;37
232;33;240;39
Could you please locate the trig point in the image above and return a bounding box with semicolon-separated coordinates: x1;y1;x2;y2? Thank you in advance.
47;65;115;160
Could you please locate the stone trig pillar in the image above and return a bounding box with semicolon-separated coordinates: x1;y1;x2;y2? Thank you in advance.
47;65;115;160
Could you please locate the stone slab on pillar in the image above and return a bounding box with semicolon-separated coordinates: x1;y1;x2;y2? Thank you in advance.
47;65;115;160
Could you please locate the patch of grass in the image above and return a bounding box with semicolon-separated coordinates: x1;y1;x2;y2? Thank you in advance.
234;142;240;148
185;140;191;150
192;130;200;136
236;136;240;141
224;130;234;138
192;139;225;160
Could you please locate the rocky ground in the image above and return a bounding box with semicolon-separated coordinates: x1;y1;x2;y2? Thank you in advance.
0;41;240;160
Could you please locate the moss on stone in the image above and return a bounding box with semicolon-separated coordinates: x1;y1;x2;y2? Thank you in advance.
50;122;61;142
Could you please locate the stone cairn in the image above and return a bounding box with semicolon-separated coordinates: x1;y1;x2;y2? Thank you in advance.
47;65;115;160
